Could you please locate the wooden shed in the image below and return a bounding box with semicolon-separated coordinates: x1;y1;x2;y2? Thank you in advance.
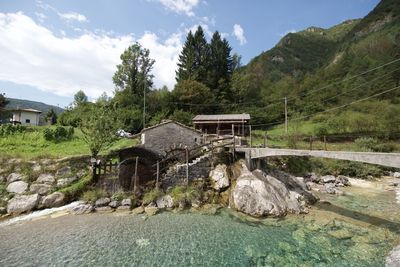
192;114;250;136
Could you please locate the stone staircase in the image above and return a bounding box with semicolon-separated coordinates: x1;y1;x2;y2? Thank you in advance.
162;153;212;189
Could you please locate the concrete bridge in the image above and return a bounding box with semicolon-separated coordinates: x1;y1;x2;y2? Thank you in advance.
235;147;400;169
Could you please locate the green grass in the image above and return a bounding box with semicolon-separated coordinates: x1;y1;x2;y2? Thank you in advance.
0;126;138;159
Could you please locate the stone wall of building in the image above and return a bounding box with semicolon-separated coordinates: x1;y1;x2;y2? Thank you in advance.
143;122;202;156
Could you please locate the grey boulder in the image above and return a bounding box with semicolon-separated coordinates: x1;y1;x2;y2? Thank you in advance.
209;164;230;191
95;197;111;207
36;174;55;184
41;192;65;208
121;198;132;206
30;183;52;195
7;181;28;194
56;166;72;177
321;175;336;183
57;177;77;187
7;194;40;215
72;204;94;215
156;195;174;209
7;173;25;183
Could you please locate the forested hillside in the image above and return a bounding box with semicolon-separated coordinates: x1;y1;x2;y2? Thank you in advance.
232;0;400;136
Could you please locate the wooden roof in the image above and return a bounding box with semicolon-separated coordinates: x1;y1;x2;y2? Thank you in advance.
192;114;250;122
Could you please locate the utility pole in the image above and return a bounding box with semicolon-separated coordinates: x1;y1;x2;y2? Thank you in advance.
143;79;146;129
285;97;288;134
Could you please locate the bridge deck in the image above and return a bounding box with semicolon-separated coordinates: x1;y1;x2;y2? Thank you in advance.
235;147;400;169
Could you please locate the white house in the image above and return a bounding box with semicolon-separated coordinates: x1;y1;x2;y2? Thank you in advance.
11;108;42;126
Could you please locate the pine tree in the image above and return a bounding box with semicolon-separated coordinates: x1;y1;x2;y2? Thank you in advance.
176;26;209;85
208;32;233;102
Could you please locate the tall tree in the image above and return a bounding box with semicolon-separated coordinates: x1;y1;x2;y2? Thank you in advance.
176;26;209;85
0;93;9;111
45;108;57;125
74;90;88;107
208;31;234;101
113;43;155;105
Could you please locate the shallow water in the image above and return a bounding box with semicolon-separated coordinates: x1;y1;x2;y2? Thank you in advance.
0;183;399;266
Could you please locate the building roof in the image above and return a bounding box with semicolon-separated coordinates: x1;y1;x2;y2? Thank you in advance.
130;120;201;138
192;114;250;122
11;108;42;113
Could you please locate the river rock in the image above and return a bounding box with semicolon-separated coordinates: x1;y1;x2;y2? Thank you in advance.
41;192;65;208
95;206;113;213
56;166;72;177
72;204;94;215
116;205;131;211
132;206;145;215
95;197;111;207
393;172;400;178
231;162;314;217
336;175;350;186
7;173;25;183
324;184;344;195
7;194;40;214
386;245;400;267
57;177;77;187
156;195;174;209
209;164;230;191
321;175;336;183
36;174;55;184
30;183;52;195
109;200;120;208
121;198;132;207
144;205;159;216
6;181;28;194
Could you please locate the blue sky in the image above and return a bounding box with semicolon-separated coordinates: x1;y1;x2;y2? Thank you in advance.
0;0;379;107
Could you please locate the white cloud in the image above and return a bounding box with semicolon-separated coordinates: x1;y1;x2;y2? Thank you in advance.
279;29;296;37
232;24;246;45
58;12;88;23
156;0;200;16
0;12;182;99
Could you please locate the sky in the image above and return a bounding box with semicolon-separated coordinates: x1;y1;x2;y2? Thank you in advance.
0;0;380;108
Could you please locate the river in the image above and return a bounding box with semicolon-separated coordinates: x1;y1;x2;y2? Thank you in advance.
0;179;399;266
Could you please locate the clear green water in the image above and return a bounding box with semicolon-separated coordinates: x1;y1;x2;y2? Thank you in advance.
0;184;399;266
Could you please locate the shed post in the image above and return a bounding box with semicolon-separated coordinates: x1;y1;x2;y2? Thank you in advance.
249;125;252;148
232;124;235;160
324;136;327;151
263;133;267;148
134;156;138;192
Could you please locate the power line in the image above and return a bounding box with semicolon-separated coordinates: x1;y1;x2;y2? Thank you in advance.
169;57;400;108
251;84;400;127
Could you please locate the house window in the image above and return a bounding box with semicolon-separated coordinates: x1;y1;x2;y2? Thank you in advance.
25;119;30;123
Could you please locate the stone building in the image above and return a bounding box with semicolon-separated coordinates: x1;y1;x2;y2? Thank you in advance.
135;120;202;157
11;108;42;126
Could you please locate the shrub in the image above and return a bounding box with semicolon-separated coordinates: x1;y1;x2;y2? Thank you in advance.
42;126;74;142
142;188;163;205
355;137;379;152
0;124;27;137
43;128;53;141
314;125;329;137
60;174;93;199
169;185;202;205
111;191;129;201
81;189;108;203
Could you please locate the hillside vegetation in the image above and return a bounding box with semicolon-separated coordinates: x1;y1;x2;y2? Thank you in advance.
231;0;400;137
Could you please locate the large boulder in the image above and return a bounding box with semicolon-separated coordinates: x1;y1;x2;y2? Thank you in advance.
95;197;111;207
6;181;28;194
7;173;25;183
321;175;336;183
56;166;72;177
231;162;316;217
393;172;400;178
72;204;94;215
57;177;77;187
36;174;55;184
121;198;132;207
41;192;65;208
7;194;40;214
156;195;174;209
30;183;52;195
209;164;230;191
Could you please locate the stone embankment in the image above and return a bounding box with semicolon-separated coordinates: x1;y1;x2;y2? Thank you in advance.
0;157;89;216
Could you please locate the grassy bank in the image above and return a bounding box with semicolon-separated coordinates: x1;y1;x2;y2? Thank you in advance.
0;126;138;159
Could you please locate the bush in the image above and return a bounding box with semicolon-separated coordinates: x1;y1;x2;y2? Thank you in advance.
0;124;27;137
354;137;394;152
59;174;93;199
81;189;108;203
169;185;202;205
42;126;74;142
142;188;163;205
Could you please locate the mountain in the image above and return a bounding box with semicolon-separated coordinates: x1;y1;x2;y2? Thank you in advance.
232;0;400;134
2;98;64;124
